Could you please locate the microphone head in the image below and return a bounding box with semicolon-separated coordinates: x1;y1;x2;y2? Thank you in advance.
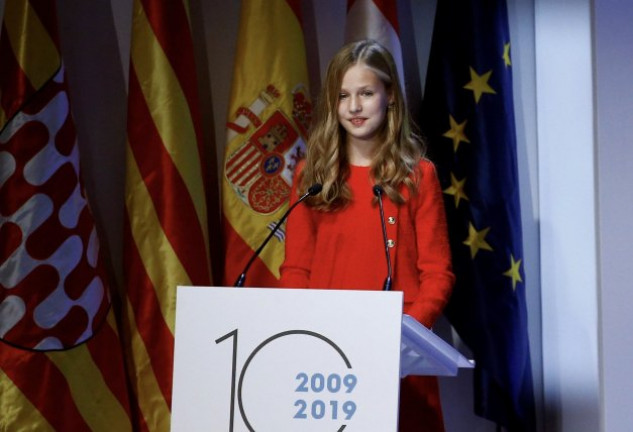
372;185;384;197
308;183;323;196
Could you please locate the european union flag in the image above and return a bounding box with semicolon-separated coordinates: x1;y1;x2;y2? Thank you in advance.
421;1;536;430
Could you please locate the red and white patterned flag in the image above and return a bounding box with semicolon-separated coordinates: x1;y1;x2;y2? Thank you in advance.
0;9;109;354
0;1;132;430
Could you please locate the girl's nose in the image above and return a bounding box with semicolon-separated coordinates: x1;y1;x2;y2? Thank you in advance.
349;95;361;113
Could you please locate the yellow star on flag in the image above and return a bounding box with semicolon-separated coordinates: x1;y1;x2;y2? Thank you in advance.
463;222;493;259
464;67;496;103
443;114;470;153
443;173;469;208
503;254;523;290
503;42;512;67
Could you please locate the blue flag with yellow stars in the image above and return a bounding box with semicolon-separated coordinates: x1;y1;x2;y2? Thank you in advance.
421;0;536;430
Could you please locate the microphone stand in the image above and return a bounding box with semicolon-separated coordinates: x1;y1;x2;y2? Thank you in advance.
373;185;393;291
234;183;322;287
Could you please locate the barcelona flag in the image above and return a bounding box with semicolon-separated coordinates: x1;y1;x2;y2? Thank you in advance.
421;0;536;429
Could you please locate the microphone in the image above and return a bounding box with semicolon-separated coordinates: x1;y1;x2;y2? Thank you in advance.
234;183;323;287
372;185;392;291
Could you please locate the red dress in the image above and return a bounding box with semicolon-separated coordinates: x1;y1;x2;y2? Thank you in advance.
281;160;455;432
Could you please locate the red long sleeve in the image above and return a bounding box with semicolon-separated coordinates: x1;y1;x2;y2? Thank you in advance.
280;160;454;328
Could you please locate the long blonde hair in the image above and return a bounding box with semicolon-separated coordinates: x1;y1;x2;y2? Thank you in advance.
299;39;424;210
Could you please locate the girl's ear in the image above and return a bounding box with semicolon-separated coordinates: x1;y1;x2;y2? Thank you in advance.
388;91;395;106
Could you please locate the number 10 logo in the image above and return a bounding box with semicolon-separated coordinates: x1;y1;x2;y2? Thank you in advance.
216;329;359;431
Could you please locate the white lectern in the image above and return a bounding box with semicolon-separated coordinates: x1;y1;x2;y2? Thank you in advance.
171;286;471;432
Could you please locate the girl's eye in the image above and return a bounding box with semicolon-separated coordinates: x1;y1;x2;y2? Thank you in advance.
339;93;349;100
361;90;374;97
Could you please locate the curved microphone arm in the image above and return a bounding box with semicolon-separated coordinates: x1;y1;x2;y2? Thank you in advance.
234;183;323;287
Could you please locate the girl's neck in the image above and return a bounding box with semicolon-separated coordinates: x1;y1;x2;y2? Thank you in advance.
346;137;377;167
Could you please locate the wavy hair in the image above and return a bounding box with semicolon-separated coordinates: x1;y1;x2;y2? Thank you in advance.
298;39;425;210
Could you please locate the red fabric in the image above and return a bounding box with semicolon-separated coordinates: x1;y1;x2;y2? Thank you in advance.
281;160;455;431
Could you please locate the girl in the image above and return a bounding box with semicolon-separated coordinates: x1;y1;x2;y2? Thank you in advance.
280;39;455;432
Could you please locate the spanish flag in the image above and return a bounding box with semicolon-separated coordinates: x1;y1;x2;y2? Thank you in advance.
0;1;132;430
223;0;312;287
121;0;212;430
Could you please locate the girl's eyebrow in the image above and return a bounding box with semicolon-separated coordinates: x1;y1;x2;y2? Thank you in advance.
339;84;375;91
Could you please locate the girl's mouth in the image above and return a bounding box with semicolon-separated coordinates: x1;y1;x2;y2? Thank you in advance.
350;117;366;126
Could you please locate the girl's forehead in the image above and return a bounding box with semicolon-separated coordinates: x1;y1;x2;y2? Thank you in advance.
340;64;382;85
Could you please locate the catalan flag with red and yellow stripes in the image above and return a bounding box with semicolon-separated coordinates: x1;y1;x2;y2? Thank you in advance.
121;0;212;429
0;1;132;430
222;0;312;287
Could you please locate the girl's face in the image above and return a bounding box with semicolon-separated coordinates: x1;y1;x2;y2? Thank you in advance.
337;63;391;148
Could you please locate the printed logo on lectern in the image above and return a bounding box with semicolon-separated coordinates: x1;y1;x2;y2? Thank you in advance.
216;329;358;431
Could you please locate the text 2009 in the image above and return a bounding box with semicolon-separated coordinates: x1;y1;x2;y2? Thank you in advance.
293;373;358;420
